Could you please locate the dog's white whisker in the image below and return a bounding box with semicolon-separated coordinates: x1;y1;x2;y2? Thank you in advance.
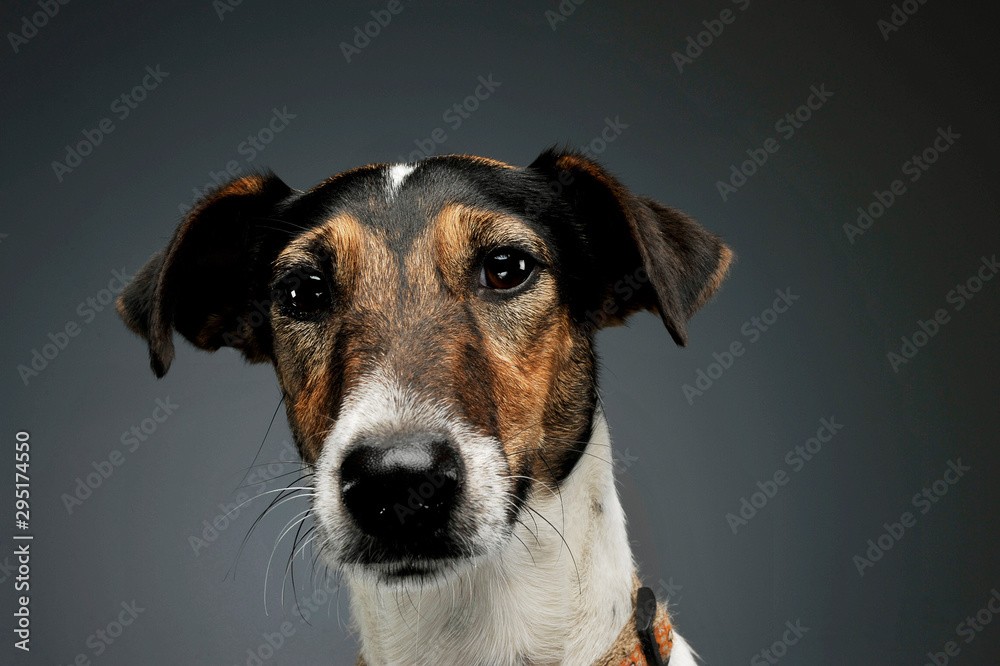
264;511;314;614
225;486;315;516
280;527;319;608
273;508;315;553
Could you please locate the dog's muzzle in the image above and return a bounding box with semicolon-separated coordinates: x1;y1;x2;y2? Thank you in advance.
339;432;464;561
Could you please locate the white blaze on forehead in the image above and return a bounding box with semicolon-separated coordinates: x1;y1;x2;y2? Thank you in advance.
386;163;416;199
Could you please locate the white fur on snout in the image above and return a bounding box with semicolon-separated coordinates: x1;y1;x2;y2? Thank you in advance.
313;366;509;575
314;377;699;665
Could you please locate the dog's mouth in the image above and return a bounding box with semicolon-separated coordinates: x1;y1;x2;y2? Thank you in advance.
334;527;488;573
387;562;436;577
380;560;454;581
320;508;509;586
342;555;471;585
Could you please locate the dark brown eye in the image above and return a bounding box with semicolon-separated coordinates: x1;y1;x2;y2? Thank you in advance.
480;248;536;291
274;270;332;320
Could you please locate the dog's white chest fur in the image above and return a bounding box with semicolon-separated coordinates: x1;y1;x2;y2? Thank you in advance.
347;412;697;666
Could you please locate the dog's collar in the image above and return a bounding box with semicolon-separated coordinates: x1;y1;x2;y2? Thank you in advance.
595;585;674;666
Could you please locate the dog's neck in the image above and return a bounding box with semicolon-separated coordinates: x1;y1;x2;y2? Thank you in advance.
347;410;636;666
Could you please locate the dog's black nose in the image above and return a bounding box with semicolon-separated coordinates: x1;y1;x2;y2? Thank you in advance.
340;434;463;543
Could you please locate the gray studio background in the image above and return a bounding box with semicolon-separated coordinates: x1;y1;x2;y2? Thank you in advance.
2;1;998;664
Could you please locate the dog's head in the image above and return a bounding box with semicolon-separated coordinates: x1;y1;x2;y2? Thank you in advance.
118;149;732;584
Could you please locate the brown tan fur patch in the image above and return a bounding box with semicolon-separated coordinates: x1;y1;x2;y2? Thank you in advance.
428;204;595;488
271;214;400;463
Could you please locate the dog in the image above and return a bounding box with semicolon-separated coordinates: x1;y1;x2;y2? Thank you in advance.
117;148;732;665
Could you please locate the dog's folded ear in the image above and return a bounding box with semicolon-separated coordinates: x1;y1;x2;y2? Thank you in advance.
117;173;297;377
528;148;733;345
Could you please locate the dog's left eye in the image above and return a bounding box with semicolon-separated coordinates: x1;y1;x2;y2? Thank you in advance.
480;248;536;291
274;270;332;319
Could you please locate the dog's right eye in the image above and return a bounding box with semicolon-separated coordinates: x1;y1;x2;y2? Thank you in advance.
273;270;332;320
480;248;537;292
